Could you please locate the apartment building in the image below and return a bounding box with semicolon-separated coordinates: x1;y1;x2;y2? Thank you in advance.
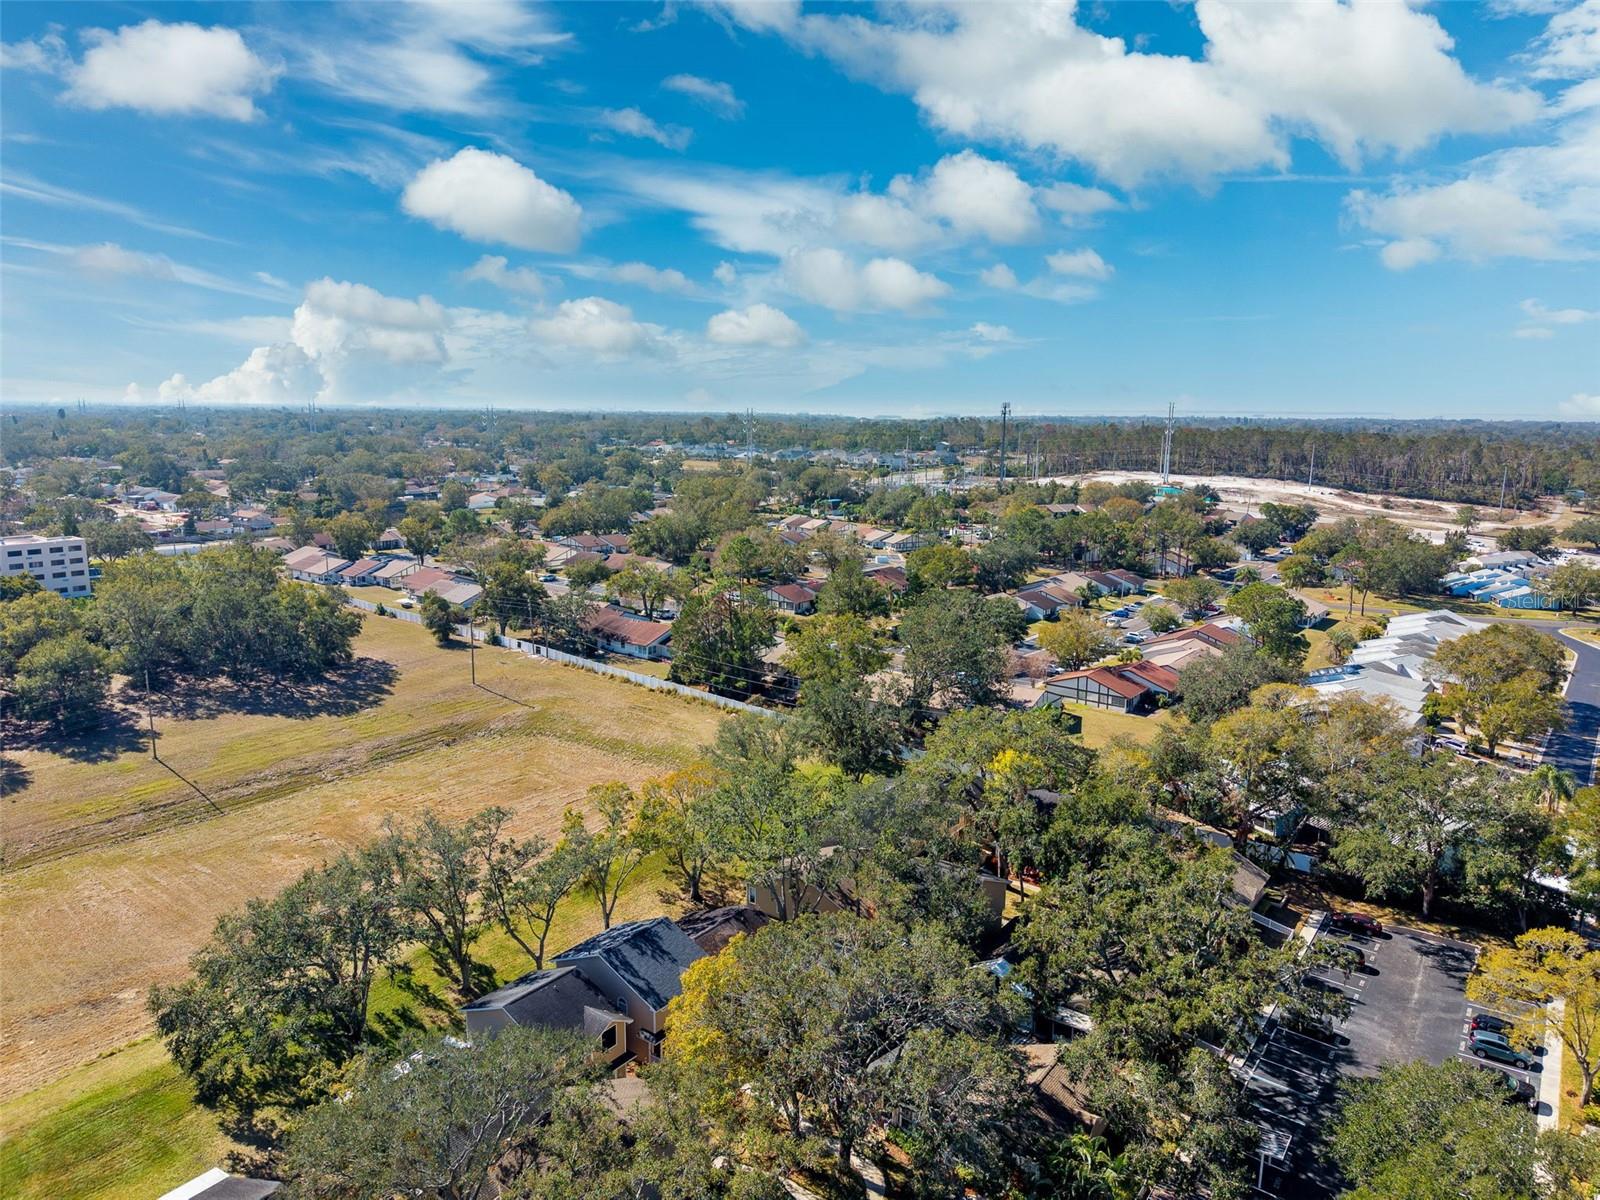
1;533;93;597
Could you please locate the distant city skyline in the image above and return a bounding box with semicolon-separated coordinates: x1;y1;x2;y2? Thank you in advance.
2;1;1596;420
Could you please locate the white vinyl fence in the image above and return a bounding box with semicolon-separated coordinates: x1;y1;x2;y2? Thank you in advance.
345;594;779;718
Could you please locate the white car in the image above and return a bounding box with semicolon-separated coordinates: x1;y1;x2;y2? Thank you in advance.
399;596;416;609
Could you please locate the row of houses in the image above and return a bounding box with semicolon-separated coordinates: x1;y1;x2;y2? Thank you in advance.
1006;568;1146;620
282;546;483;607
1305;609;1481;726
772;514;930;555
1034;621;1246;713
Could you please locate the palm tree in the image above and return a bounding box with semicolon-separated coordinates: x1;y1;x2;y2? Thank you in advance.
1525;763;1577;814
1043;1133;1135;1200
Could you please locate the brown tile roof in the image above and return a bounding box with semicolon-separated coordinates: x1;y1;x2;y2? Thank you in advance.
581;605;672;647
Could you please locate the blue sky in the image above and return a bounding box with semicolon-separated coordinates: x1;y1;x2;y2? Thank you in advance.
2;0;1596;419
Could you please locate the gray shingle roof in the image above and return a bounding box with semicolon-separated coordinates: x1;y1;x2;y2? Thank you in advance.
462;966;628;1034
554;917;705;1012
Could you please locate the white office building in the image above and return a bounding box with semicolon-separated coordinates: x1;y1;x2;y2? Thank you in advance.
1;533;93;597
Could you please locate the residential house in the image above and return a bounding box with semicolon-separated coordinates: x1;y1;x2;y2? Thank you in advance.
863;565;908;594
676;905;770;955
373;526;405;551
1042;503;1084;518
124;485;181;511
283;546;352;584
370;557;421;587
192;519;234;540
1297;595;1332;627
398;567;482;608
1305;609;1480;726
763;580;820;614
336;557;384;586
228;508;276;533
554;532;632;557
462;967;633;1072
1086;568;1146;596
1042;661;1180;713
1008;580;1082;620
260;536;295;555
468;492;498;511
1021;1044;1109;1138
1137;621;1244;671
553;918;706;1065
581;604;673;659
880;531;927;554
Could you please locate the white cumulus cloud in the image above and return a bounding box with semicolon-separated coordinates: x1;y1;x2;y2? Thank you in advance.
530;296;666;357
980;263;1019;289
461;254;547;295
402;147;582;252
568;261;693;293
59;20;279;120
748;0;1537;188
707;303;805;347
917;150;1040;243
782;247;950;312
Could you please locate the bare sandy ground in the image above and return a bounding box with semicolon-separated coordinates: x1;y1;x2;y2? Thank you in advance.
1062;470;1562;538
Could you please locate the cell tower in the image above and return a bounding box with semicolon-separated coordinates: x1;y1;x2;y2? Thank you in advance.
998;401;1011;485
1159;399;1176;485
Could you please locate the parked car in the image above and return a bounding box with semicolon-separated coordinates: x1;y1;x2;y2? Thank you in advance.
398;596;416;609
1103;616;1124;627
1470;1012;1514;1037
1122;632;1147;645
1476;1063;1538;1109
540;573;558;582
1330;912;1385;937
1470;1030;1534;1071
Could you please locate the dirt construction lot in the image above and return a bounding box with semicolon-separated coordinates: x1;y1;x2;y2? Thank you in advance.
1070;471;1565;539
0;615;724;1102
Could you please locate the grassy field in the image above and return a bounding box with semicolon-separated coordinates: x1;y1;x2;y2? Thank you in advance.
0;614;724;1107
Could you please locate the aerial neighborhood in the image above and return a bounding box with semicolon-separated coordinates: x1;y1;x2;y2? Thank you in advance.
6;407;1600;1200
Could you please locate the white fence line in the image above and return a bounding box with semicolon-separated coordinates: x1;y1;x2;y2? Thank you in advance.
345;594;780;718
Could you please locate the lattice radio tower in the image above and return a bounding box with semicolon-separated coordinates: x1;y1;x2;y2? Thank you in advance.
1159;399;1176;484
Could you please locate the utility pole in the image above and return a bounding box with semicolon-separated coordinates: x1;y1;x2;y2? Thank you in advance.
1499;464;1509;516
468;612;476;686
1307;441;1315;488
998;401;1010;486
144;670;158;760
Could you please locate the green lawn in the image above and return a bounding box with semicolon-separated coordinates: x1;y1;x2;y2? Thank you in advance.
0;1040;227;1200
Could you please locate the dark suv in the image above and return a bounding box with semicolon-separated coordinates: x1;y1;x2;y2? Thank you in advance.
1470;1030;1534;1071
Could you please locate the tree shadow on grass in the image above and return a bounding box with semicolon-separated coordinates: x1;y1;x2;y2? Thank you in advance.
147;656;399;722
0;705;148;764
0;754;33;798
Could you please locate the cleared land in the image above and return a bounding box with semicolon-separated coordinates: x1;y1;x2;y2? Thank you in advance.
1068;470;1564;539
0;614;724;1104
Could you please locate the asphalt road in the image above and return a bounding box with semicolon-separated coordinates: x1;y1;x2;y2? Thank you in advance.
1546;627;1600;787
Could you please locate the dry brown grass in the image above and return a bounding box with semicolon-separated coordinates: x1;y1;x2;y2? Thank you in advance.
0;615;722;1102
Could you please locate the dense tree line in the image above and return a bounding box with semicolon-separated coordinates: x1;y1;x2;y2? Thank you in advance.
0;543;360;732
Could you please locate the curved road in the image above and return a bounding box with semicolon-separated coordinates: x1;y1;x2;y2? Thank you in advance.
1545;625;1600;787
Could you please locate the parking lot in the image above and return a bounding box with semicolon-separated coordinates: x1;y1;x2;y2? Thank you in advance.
1241;924;1546;1198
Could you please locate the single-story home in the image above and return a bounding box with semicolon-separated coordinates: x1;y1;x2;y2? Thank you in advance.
373;526;405;551
1009;581;1082;620
864;565;908;594
371;557;421;587
763;580;820;614
1084;568;1146;596
337;557;384;586
1137;621;1244;671
554;532;632;556
283;546;352;584
1043;661;1180;713
581;604;673;659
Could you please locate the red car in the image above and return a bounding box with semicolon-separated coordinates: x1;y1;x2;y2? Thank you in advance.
1330;912;1384;937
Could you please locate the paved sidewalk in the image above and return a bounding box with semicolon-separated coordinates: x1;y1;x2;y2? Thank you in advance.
1538;999;1566;1130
